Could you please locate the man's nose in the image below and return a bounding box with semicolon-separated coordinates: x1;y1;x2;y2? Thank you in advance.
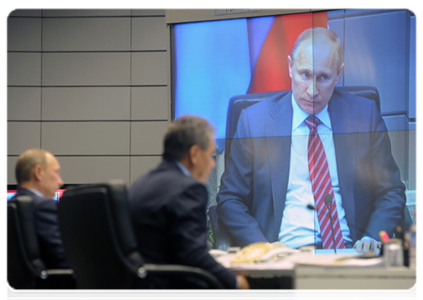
58;176;64;187
306;78;318;97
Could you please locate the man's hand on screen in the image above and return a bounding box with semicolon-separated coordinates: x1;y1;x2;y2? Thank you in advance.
354;237;382;255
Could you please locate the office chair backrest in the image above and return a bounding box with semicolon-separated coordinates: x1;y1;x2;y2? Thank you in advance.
5;196;75;300
59;180;225;289
58;180;144;289
224;86;380;160
7;196;47;289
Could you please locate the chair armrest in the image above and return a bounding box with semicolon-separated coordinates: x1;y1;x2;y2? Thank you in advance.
39;269;76;299
45;269;74;277
140;264;224;289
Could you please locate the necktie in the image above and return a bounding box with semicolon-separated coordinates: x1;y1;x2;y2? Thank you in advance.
305;115;345;249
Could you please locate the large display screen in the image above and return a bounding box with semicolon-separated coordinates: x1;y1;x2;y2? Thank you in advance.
171;9;416;251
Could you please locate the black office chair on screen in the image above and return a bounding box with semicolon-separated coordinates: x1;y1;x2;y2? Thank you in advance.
212;86;411;248
57;180;224;289
7;196;75;289
224;86;380;161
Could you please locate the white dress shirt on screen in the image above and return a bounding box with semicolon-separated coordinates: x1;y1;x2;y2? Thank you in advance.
278;95;353;248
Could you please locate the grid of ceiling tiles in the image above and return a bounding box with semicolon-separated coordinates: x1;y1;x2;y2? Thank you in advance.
7;9;170;185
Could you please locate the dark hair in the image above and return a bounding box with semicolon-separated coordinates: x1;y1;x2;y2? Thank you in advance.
162;115;215;160
15;148;50;185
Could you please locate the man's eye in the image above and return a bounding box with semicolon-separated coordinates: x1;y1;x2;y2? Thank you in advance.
301;72;311;78
318;74;329;80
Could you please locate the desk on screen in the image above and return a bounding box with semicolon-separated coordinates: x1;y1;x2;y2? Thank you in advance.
215;251;415;289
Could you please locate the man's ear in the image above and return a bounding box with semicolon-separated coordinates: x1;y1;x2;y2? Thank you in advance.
335;62;345;84
188;145;200;166
33;164;43;181
287;55;293;78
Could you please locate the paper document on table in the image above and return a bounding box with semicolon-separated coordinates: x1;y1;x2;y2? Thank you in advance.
216;252;383;270
284;252;384;267
216;253;295;270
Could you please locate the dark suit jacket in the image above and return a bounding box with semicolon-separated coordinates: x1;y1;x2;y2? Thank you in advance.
10;187;69;269
217;89;406;247
128;158;237;289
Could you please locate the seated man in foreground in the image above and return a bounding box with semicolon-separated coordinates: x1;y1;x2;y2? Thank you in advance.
6;148;75;300
128;115;249;289
10;148;69;269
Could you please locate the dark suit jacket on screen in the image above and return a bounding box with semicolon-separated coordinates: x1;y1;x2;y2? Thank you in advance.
128;158;237;289
10;187;69;269
217;89;406;247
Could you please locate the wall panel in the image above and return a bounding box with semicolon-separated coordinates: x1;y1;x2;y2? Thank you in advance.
132;17;167;51
42;53;131;86
8;87;41;120
132;9;165;16
8;17;41;51
7;9;169;185
58;156;130;184
131;52;168;85
42;10;131;17
7;122;41;155
130;121;168;155
43;18;131;52
131;87;168;120
7;157;19;184
42;87;130;120
41;122;130;155
8;53;41;86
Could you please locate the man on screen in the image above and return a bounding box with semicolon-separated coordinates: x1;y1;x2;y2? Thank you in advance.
217;27;406;253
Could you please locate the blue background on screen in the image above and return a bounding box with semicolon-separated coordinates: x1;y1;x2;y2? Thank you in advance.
173;17;274;151
173;10;415;154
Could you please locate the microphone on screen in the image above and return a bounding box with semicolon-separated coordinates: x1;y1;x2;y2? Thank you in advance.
323;194;337;253
306;198;377;253
307;196;345;253
306;204;315;211
306;195;333;211
324;194;332;205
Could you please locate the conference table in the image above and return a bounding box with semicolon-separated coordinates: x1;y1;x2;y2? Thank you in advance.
214;249;416;289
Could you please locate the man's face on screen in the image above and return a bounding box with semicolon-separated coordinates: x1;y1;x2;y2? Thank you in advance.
288;38;343;115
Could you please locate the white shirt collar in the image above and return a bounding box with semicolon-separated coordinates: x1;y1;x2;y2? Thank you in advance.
174;160;192;177
27;188;46;198
291;93;332;131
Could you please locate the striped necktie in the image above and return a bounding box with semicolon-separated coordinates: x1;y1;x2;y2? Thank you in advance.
305;115;345;249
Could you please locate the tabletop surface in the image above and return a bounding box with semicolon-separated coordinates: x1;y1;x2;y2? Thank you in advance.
214;250;416;278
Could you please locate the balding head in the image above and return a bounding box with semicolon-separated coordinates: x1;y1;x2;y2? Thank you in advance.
287;27;345;114
15;148;64;198
16;148;51;185
290;27;344;74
